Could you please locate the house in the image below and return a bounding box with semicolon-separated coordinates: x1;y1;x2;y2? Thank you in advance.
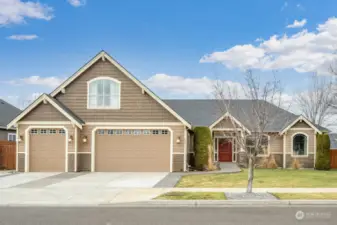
7;51;327;172
0;99;20;141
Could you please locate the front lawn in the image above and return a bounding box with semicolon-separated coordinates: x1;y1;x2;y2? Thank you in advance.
273;193;337;200
155;192;226;200
177;169;337;188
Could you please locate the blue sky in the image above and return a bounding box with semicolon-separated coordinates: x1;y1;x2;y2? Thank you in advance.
1;0;337;109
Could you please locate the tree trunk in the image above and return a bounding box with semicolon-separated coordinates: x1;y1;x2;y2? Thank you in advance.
247;156;254;193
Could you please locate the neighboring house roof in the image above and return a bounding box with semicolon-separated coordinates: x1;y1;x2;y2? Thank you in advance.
7;94;84;129
164;99;326;133
329;133;337;149
49;51;192;129
0;99;21;130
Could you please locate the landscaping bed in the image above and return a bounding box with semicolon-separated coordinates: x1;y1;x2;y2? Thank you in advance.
177;169;337;188
155;192;226;200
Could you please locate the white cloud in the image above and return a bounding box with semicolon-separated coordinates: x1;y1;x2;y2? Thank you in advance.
67;0;86;7
5;76;65;88
286;19;307;28
143;73;245;99
200;17;337;75
7;34;38;40
0;0;53;25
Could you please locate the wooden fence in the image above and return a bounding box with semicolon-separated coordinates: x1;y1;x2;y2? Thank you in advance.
0;141;16;170
331;150;337;169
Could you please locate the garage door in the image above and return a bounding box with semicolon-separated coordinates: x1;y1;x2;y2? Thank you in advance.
95;129;170;172
29;128;66;172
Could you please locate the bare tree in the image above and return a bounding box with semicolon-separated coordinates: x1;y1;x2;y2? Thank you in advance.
295;74;336;127
213;70;286;193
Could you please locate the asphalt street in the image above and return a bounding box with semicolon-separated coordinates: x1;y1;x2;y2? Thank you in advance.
0;206;336;225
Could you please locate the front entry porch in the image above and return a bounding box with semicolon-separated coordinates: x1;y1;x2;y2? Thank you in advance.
214;137;237;163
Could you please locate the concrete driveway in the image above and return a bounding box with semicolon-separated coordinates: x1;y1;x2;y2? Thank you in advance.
0;172;169;189
48;172;169;189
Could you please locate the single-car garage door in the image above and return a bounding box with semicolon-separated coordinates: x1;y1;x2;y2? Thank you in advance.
29;128;66;172
95;129;171;172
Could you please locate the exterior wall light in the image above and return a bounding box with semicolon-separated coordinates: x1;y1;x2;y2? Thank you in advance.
176;136;181;144
82;136;87;143
68;135;73;142
17;136;23;142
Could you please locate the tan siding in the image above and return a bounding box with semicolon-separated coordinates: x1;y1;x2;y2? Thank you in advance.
285;129;315;154
269;134;283;153
68;154;75;172
213;118;235;129
173;154;184;172
21;103;68;121
55;59;179;122
18;153;25;172
291;121;311;128
78;153;91;171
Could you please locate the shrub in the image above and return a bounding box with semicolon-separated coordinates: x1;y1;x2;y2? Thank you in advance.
257;155;278;169
292;158;302;169
193;127;212;170
315;133;331;170
258;157;269;169
267;155;278;169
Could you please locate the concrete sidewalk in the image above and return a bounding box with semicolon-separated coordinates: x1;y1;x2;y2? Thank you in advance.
166;188;337;193
2;187;337;206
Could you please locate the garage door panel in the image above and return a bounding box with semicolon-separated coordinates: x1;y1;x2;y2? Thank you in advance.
29;129;66;172
95;129;170;172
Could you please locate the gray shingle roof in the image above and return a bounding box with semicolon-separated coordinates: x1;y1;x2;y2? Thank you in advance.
46;95;85;125
164;99;325;132
0;99;21;129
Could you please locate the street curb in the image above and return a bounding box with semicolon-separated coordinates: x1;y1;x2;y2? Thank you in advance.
1;200;337;207
103;200;337;207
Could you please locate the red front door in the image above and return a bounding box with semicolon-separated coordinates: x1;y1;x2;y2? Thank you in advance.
218;139;232;162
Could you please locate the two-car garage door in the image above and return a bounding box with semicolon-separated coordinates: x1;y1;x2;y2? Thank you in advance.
29;128;66;172
95;129;171;172
28;128;171;172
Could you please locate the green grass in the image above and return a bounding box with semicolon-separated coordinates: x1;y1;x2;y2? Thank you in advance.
177;169;337;188
155;192;226;200
273;193;337;200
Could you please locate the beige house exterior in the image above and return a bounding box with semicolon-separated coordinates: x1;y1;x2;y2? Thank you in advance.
8;51;327;172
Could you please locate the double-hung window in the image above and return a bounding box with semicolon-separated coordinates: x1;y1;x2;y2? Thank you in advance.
88;77;121;109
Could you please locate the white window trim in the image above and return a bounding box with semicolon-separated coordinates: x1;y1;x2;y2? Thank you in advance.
257;134;270;157
87;76;121;110
291;132;309;158
8;133;16;142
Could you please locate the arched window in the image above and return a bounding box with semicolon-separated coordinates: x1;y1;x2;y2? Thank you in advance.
292;133;308;156
87;77;121;109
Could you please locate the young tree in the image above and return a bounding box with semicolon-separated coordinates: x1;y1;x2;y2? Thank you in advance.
213;70;288;193
295;74;336;126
